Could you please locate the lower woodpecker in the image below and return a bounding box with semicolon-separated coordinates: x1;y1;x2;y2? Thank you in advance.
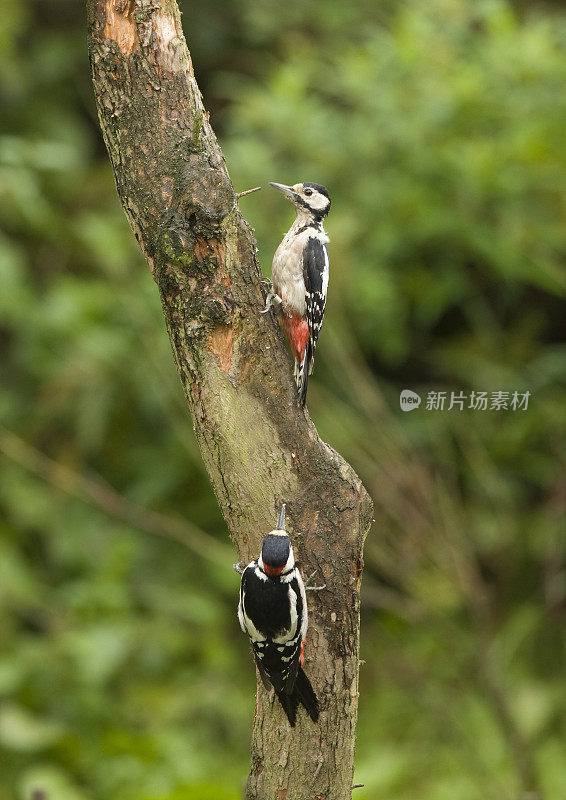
237;505;319;726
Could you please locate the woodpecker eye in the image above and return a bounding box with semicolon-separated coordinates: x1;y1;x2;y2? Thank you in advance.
304;188;313;196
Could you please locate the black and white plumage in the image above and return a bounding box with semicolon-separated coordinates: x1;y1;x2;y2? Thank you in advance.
264;182;331;406
237;505;319;726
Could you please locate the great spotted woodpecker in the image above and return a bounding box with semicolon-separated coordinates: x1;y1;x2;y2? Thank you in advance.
236;505;319;726
263;182;331;406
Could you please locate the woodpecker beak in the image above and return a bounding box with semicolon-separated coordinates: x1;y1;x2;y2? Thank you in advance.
269;182;296;202
276;504;286;531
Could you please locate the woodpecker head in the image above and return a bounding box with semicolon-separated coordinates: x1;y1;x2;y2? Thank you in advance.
258;504;295;578
270;181;331;223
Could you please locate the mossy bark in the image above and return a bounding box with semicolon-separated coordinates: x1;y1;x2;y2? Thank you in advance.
87;2;373;798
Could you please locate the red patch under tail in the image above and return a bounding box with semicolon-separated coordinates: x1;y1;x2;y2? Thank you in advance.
280;308;309;364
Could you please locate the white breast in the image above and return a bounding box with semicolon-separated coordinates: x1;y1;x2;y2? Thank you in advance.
272;232;307;315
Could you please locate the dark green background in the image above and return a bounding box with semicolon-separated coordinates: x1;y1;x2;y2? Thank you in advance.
1;0;565;798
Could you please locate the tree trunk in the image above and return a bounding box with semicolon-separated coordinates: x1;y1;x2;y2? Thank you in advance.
87;2;373;798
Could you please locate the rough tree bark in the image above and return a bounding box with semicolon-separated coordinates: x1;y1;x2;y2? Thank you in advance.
87;2;373;798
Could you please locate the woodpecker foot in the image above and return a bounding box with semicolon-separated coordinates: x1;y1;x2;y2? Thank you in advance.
261;281;283;314
305;569;326;592
233;562;245;575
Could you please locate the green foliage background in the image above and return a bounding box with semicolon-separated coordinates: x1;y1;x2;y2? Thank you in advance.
1;0;565;798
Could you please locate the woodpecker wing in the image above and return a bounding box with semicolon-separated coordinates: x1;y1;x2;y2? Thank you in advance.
238;565;279;690
254;651;273;692
296;236;329;404
238;563;259;636
303;236;329;352
251;572;304;691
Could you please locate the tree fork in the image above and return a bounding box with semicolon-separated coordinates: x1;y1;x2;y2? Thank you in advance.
87;2;373;797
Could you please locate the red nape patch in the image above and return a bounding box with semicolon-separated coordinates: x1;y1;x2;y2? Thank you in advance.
280;309;309;363
300;639;305;667
264;564;284;577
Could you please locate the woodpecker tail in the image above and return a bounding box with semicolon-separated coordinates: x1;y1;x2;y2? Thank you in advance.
275;666;319;726
275;687;299;727
295;340;314;407
294;665;319;723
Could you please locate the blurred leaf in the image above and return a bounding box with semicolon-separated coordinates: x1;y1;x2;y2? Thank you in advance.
0;704;64;752
18;764;91;800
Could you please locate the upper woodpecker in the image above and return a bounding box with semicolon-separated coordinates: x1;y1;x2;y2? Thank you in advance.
264;182;331;406
237;505;319;726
